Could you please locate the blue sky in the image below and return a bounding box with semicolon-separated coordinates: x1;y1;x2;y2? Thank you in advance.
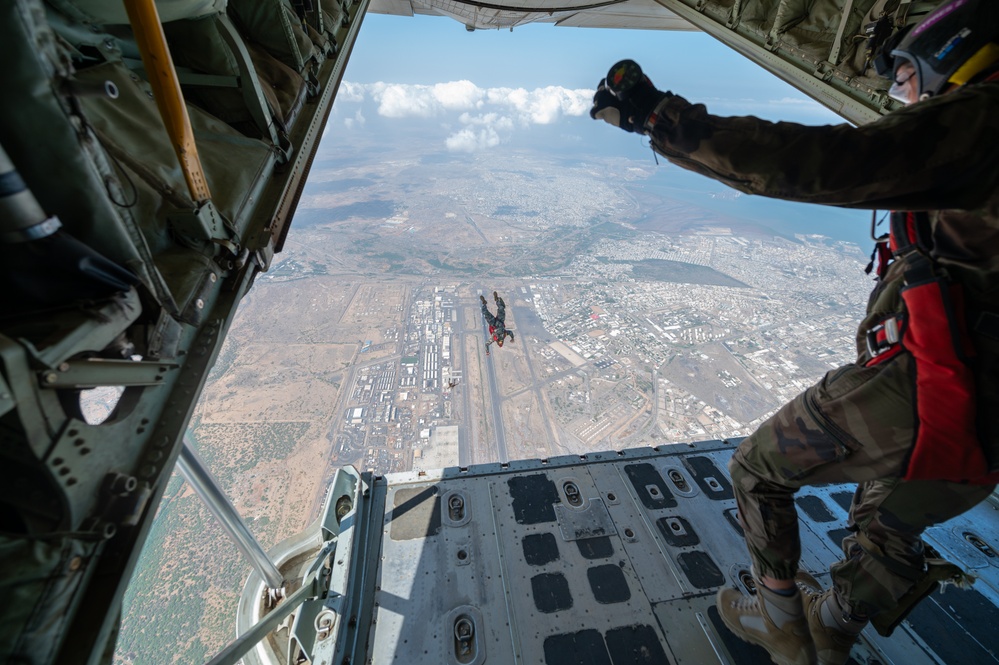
329;14;856;156
342;13;848;122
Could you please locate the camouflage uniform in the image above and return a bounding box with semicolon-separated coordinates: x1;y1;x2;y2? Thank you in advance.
482;295;513;345
646;79;999;616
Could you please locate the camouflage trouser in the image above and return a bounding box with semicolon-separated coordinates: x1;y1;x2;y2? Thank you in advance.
730;350;995;617
481;297;506;330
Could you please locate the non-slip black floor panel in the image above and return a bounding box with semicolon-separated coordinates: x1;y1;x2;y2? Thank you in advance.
532;572;574;613
577;536;614;560
796;495;836;523
624;463;677;509
524;532;560;566
509;474;561;524
827;528;852;550
543;629;612;665
831;490;856;514
604;624;668;665
906;587;999;663
656;516;700;547
677;550;725;589
587;564;631;604
683;456;734;500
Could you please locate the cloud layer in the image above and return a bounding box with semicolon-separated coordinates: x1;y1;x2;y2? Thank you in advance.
335;81;592;152
331;81;835;151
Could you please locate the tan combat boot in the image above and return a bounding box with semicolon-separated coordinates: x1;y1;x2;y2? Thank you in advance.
716;582;816;665
804;589;866;665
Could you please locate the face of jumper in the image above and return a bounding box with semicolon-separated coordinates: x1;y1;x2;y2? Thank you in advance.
889;61;920;105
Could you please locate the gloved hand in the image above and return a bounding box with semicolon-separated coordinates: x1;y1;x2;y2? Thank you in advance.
590;60;669;134
590;79;644;133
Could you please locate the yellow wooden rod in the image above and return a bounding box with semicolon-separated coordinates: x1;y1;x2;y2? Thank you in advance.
123;0;212;203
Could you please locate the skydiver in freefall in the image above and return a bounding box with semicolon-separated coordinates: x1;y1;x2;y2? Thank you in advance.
480;291;514;355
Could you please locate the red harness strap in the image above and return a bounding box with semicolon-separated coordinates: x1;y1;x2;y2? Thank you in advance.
899;261;990;481
866;212;998;483
866;212;999;484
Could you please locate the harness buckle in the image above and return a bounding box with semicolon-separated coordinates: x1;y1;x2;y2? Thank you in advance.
866;316;901;358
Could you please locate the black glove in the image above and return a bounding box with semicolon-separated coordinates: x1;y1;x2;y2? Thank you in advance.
590;79;644;133
590;60;669;134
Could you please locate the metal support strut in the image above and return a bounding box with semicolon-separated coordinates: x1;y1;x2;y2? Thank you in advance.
177;436;285;590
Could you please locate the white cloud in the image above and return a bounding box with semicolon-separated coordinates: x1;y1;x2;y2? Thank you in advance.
338;81;365;103
772;97;818;106
459;112;514;132
344;109;366;129
488;85;592;124
340;80;594;151
446;127;501;152
376;83;440;118
432;80;484;110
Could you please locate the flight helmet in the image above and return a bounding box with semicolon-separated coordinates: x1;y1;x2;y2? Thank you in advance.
891;0;999;99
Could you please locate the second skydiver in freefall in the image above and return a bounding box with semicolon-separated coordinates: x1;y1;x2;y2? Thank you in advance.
481;291;514;355
592;2;999;664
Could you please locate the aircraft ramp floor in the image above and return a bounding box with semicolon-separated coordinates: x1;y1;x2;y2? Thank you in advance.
354;441;999;665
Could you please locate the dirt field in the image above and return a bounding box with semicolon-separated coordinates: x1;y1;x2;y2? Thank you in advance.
200;343;354;423
501;390;550;460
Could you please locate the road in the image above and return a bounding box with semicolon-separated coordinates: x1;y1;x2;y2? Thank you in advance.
507;287;564;457
477;288;509;463
452;299;472;467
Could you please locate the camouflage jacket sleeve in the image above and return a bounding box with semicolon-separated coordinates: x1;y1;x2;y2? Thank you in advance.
646;82;999;212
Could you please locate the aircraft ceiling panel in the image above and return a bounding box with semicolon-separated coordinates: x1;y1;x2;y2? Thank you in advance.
368;0;692;31
368;0;416;16
537;0;693;31
414;0;554;29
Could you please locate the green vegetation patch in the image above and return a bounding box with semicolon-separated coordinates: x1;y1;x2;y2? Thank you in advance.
193;421;312;478
625;259;748;288
590;221;638;239
117;477;241;665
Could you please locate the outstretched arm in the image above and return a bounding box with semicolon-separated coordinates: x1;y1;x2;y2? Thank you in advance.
591;61;999;212
644;87;999;211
